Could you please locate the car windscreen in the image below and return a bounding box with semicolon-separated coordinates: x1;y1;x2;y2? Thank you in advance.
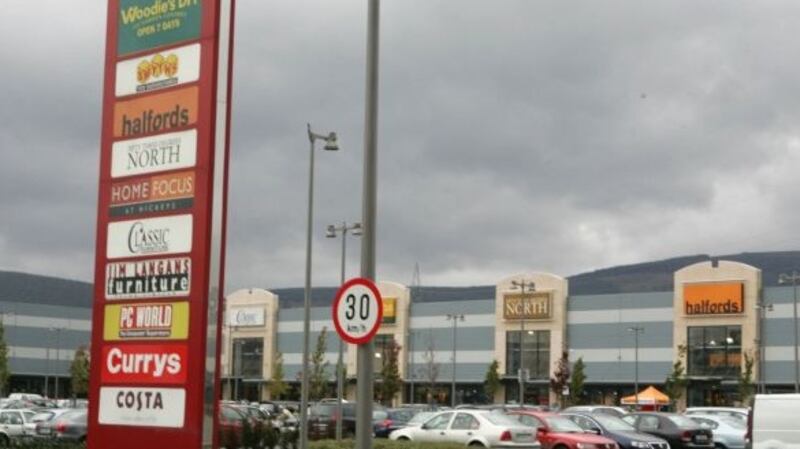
667;415;701;429
593;414;636;431
389;410;415;422
483;413;522;427
373;411;388;420
408;412;435;425
545;416;586;432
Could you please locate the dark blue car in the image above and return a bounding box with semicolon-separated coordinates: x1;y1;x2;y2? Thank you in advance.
563;412;671;449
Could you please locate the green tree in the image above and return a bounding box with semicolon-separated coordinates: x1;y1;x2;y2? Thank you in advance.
550;351;571;408
70;345;90;399
738;351;755;406
0;321;9;397
378;339;403;405
484;360;501;403
569;357;587;405
309;327;330;400
269;351;288;399
664;345;688;411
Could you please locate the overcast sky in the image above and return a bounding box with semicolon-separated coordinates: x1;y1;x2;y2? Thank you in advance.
2;1;800;292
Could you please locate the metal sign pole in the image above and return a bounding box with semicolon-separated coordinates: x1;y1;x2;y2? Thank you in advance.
357;1;380;449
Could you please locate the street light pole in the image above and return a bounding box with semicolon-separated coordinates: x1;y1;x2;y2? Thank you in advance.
628;326;644;409
446;314;465;407
300;124;340;449
779;272;800;393
327;222;362;440
510;280;535;406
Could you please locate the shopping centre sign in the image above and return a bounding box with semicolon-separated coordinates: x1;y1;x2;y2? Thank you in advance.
503;292;552;320
88;1;234;448
684;282;744;316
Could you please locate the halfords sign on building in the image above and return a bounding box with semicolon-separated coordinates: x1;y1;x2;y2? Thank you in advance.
88;0;234;448
684;282;744;316
503;292;552;320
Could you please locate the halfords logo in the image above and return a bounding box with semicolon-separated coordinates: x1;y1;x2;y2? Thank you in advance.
111;129;197;178
113;86;197;138
98;387;185;428
684;282;745;316
116;43;200;97
105;257;190;299
109;171;195;217
101;344;187;384
106;214;192;259
104;302;189;340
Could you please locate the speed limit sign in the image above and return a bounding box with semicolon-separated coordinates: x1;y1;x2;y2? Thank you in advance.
332;277;384;345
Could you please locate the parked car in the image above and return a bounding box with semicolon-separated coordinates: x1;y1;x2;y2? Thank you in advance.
687;415;746;449
562;406;629;418
685;408;748;422
0;409;37;444
562;412;670;449
389;409;540;448
506;410;619;449
747;394;800;449
307;402;387;439
374;408;417;438
31;409;73;439
219;404;248;444
622;412;713;449
47;409;87;445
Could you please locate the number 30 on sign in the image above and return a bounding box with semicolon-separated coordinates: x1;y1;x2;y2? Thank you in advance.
332;278;384;345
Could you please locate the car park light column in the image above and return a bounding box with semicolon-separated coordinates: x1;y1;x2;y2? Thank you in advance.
511;280;535;406
300;125;340;449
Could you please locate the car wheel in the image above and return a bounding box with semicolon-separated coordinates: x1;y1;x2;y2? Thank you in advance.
80;436;88;447
469;442;486;448
0;436;8;447
715;444;727;449
397;436;411;442
554;444;569;449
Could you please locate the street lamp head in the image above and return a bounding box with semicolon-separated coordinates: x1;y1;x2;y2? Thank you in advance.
326;224;337;238
323;132;339;151
351;222;363;236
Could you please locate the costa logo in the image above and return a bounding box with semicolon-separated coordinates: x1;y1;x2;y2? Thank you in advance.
98;387;185;428
101;344;187;384
116;43;200;97
106;214;192;259
105;257;190;299
111;129;197;179
109;171;195;218
104;302;189;341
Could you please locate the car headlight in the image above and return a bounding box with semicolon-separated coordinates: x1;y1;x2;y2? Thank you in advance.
631;442;650;448
577;444;596;449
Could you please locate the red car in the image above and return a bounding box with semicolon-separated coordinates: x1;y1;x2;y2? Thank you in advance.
507;411;619;449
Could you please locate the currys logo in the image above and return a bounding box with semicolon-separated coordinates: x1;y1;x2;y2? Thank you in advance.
101;344;187;384
107;214;192;259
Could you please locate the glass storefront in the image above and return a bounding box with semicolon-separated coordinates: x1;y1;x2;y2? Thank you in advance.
373;334;396;375
506;330;550;379
687;325;742;377
232;337;264;378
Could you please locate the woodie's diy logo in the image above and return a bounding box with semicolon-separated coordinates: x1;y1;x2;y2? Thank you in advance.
101;344;187;384
106;214;192;259
110;171;194;217
105;257;190;299
111;129;197;178
118;0;202;56
104;302;189;340
98;387;185;428
113;86;198;138
116;43;200;97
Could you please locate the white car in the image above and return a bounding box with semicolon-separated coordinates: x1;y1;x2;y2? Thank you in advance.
688;414;747;449
389;409;541;449
749;394;800;449
685;407;748;422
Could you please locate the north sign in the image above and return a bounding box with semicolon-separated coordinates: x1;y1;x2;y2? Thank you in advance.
332;278;384;345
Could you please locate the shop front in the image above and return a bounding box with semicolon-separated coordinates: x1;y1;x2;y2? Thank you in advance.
494;273;568;405
673;261;760;407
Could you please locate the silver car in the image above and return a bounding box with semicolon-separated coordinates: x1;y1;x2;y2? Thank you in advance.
390;410;541;449
684;408;748;422
687;415;746;449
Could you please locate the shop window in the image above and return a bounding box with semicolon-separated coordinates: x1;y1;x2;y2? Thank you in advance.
506;330;550;379
373;334;397;375
687;326;741;378
232;338;263;378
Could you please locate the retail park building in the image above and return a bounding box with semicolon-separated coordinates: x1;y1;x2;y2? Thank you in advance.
0;255;798;406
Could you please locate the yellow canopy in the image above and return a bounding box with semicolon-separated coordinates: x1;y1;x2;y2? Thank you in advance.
620;386;670;405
